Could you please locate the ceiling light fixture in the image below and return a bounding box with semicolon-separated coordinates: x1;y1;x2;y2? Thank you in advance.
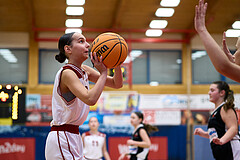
66;0;85;5
232;21;240;29
160;0;180;7
225;29;240;37
66;7;84;16
155;8;175;17
65;29;82;34
0;49;17;63
149;20;168;29
65;19;83;27
145;29;163;37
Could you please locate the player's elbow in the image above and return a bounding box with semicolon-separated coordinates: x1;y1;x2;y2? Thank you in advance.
145;142;151;148
84;98;98;106
115;83;123;89
86;100;97;106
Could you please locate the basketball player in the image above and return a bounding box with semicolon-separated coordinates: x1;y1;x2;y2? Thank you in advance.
82;117;111;160
194;81;240;160
45;32;123;160
118;111;158;160
195;0;240;82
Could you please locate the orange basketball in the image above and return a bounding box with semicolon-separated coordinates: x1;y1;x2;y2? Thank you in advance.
90;32;128;68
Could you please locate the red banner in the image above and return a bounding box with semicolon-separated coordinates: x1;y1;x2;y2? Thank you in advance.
0;138;35;160
108;137;168;160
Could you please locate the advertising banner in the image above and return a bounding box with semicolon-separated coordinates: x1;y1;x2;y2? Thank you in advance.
0;138;35;160
143;110;181;125
108;137;168;160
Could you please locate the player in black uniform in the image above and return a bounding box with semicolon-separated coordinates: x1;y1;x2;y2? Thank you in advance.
118;111;158;160
194;81;240;160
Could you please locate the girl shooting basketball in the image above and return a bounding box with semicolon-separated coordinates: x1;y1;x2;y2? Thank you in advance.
195;0;240;82
45;32;123;160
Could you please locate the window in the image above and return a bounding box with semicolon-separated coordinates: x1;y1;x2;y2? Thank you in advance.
0;49;28;84
192;50;237;84
149;50;182;84
39;49;93;84
130;49;182;84
39;50;65;84
132;51;148;84
192;50;220;84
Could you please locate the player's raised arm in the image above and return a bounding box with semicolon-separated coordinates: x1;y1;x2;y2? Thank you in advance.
195;0;240;82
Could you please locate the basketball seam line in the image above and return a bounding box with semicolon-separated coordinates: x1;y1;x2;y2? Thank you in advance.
91;38;124;53
113;35;123;68
102;42;121;62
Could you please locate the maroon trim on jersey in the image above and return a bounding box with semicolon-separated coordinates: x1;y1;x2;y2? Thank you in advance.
62;65;83;79
57;131;66;160
85;131;91;136
67;63;86;75
64;131;75;160
84;131;106;137
57;65;81;105
51;124;79;134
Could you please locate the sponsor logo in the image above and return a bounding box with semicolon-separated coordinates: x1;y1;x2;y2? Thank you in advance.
0;142;25;154
96;45;109;57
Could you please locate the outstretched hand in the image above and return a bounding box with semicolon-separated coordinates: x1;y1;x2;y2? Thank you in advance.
222;32;235;63
194;128;204;136
194;0;208;33
90;52;107;74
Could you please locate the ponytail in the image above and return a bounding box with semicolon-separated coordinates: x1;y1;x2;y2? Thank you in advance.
143;123;159;134
133;111;159;134
223;90;235;111
55;52;67;63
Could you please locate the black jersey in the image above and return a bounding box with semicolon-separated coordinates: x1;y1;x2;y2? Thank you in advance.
129;124;149;160
208;104;240;160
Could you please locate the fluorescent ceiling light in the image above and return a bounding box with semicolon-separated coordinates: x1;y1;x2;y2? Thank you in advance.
66;0;85;5
192;51;207;60
0;49;17;63
65;28;82;34
130;50;143;57
149;20;168;29
65;19;83;27
145;29;163;37
149;81;159;86
155;8;175;17
160;0;180;7
225;29;240;37
232;21;240;29
66;7;84;16
124;50;143;63
176;59;182;64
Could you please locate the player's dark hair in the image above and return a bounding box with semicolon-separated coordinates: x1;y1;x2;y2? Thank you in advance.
213;81;235;111
55;32;75;63
134;111;158;134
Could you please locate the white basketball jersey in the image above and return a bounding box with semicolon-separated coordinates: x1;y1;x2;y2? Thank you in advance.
83;131;106;159
51;63;90;126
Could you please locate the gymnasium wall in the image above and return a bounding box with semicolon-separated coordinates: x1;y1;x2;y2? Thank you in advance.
0;31;239;95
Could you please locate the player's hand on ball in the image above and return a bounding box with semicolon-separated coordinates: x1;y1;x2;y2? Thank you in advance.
90;52;107;74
